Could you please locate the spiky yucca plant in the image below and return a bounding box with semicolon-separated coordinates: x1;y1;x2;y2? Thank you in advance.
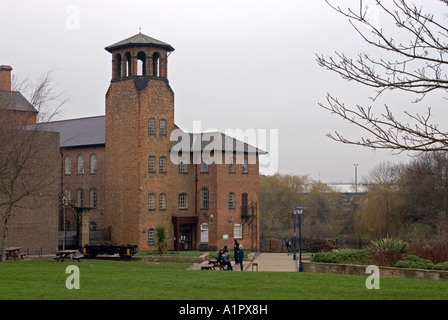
155;225;168;254
367;236;408;266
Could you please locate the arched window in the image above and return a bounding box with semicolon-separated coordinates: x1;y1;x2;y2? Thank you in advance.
201;188;209;210
148;193;156;210
76;188;84;207
90;154;97;174
137;51;146;76
148;156;156;173
159;119;166;135
159;193;166;210
64;156;71;175
148;118;156;135
125;52;132;77
148;228;155;246
114;53;122;78
234;224;242;239
159;156;166;173
77;155;84;174
152;52;160;77
90;188;97;208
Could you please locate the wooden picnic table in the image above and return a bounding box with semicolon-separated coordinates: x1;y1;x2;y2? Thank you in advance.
5;247;25;260
55;250;83;262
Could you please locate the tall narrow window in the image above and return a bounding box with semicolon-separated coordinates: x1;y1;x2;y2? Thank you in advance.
125;52;131;76
77;155;84;174
90;154;97;174
114;54;122;78
137;51;146;76
159;119;166;135
159;194;166;210
201;223;209;243
241;193;248;215
201;157;209;173
64;156;71;175
159;156;166;173
228;157;235;174
242;158;248;174
148;193;156;210
90;188;97;208
76;188;84;207
201;188;209;210
229;192;235;209
148;118;156;135
148;228;155;246
148;156;156;173
179;157;188;174
152;52;160;77
179;193;188;209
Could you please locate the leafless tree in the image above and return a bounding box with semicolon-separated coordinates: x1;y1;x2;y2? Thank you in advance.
317;0;448;152
0;70;68;261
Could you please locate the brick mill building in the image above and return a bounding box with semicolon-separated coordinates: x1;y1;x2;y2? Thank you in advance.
0;33;265;253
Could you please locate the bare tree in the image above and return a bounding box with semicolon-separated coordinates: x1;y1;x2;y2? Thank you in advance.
0;70;68;261
317;0;448;152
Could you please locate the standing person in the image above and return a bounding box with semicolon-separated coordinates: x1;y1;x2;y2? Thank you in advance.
233;239;240;265
285;238;291;255
237;245;245;271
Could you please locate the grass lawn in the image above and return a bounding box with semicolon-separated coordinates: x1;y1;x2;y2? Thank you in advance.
1;258;448;300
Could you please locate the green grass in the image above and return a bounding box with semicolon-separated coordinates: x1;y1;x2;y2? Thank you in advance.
1;258;448;300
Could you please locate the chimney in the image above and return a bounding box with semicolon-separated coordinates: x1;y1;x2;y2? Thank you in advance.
0;65;13;91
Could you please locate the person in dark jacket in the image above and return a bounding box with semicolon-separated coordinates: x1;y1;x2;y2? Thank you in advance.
222;251;233;270
237;245;244;271
233;239;240;265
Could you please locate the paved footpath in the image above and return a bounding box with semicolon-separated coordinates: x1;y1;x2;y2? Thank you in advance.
193;252;303;272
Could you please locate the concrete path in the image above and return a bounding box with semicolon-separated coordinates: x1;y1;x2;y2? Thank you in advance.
193;252;303;272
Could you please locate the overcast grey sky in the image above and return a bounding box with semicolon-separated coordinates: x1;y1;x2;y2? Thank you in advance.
2;0;444;182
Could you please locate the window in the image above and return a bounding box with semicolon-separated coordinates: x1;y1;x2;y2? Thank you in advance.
201;223;209;243
148;193;156;210
90;188;97;208
114;53;122;78
159;119;166;136
125;52;131;77
90;154;97;174
228;157;235;174
229;192;235;209
179;193;188;209
148;156;156;173
201;157;209;173
159;156;166;173
201;188;209;210
179;158;188;174
148;228;155;246
148;118;156;135
153;52;160;77
76;188;84;207
242;158;248;174
77;155;84;174
242;193;248;215
64;156;71;175
234;224;242;239
137;51;146;76
159;194;166;210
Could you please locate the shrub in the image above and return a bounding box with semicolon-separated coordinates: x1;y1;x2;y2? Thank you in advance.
407;236;448;264
434;261;448;271
311;249;373;264
366;236;408;267
155;225;168;254
394;255;434;270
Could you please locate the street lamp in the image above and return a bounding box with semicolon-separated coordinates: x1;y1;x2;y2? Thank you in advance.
293;205;303;272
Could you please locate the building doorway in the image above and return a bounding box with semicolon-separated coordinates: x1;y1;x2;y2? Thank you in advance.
179;224;193;251
172;215;198;251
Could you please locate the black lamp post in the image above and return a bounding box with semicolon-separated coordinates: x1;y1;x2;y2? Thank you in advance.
293;205;304;271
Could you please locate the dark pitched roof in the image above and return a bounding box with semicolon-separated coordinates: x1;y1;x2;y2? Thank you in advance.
0;90;38;113
33;115;105;148
173;131;268;155
105;33;175;53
